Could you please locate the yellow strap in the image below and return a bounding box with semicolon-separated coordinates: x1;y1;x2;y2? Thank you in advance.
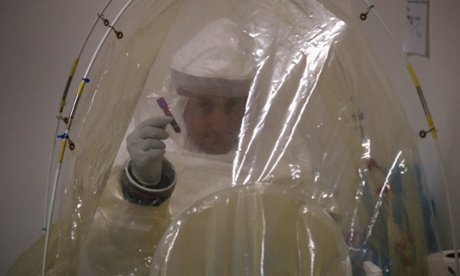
407;64;420;88
76;79;87;96
57;139;67;163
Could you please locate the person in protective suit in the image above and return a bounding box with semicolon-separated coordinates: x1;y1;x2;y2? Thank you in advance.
85;18;255;275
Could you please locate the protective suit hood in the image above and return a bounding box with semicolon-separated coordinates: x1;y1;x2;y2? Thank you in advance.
171;18;256;97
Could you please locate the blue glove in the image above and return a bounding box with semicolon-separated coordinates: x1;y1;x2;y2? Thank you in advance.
126;116;173;185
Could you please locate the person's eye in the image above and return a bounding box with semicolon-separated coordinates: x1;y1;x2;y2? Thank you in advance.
198;99;212;112
225;99;241;113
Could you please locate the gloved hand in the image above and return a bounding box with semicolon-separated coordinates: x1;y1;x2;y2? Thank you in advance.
127;116;173;186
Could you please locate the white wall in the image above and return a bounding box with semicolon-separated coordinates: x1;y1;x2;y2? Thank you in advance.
0;0;459;274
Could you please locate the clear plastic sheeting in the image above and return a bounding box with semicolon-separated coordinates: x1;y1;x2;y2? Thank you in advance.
8;0;444;275
151;184;351;275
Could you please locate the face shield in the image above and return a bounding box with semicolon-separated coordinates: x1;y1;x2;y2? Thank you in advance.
166;18;255;155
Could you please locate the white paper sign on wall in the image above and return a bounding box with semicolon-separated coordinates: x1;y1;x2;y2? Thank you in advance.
403;0;429;57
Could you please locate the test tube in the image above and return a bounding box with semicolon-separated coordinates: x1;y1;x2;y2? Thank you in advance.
157;97;181;133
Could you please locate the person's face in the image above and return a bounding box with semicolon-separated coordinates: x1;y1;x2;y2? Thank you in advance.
183;92;247;154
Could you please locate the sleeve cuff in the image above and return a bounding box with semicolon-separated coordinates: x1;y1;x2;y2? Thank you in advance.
120;159;176;206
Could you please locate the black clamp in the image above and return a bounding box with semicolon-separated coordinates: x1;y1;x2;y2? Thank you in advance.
419;128;436;138
360;5;374;21
98;13;123;39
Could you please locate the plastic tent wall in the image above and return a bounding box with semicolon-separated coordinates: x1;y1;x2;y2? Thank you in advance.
8;0;444;275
